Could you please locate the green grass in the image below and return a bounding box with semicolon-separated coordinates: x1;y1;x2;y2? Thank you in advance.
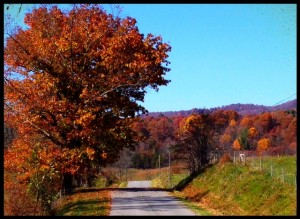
53;190;111;216
151;167;190;189
247;155;297;185
93;175;108;188
152;173;190;189
118;181;128;188
149;166;213;215
174;155;297;216
55;199;107;216
53;174;113;216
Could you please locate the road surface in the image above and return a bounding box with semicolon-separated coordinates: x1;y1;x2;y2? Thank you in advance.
109;180;197;216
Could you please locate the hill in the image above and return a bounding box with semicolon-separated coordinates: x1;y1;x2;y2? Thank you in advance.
145;99;297;117
170;155;297;216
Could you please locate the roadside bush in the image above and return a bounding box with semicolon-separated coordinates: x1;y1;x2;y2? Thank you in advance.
218;153;232;165
4;178;44;216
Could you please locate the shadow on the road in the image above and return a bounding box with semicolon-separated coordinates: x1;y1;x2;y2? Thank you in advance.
75;166;212;194
75;187;172;193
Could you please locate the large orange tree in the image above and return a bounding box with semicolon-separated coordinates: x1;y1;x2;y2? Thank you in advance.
4;3;171;202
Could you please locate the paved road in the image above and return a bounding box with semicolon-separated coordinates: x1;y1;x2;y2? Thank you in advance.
109;180;197;216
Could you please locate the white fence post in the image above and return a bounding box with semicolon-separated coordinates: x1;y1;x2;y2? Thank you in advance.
234;152;236;163
260;157;262;170
270;162;273;178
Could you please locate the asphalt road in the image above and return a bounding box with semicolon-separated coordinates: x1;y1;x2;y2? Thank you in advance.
109;180;197;216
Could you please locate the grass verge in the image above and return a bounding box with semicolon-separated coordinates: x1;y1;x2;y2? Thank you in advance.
173;155;296;216
52;189;111;216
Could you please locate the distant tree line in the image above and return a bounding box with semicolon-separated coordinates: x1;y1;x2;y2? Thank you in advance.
125;109;296;174
145;99;297;117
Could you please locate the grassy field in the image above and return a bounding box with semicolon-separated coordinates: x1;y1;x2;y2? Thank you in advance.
247;155;297;185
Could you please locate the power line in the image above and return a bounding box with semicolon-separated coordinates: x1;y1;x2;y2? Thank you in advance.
271;93;296;106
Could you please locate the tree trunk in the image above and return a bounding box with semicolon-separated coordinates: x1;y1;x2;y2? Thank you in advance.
62;173;74;196
87;174;93;187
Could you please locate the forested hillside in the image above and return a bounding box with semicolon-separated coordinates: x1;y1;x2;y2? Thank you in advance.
127;105;296;170
146;99;297;117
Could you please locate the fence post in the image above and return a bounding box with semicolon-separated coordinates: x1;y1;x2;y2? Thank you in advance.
168;150;171;187
295;173;297;192
234;152;236;163
270;162;273;178
260;157;262;170
239;153;245;165
158;154;160;179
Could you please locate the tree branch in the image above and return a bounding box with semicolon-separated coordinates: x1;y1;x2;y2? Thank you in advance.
4;103;64;147
100;83;142;97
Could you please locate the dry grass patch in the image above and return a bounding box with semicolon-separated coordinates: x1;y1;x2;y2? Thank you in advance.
52;189;111;216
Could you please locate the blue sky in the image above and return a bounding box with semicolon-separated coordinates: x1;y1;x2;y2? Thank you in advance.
4;4;296;112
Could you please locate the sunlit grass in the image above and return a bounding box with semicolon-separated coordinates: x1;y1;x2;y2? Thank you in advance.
52;190;111;216
174;155;296;216
118;181;128;188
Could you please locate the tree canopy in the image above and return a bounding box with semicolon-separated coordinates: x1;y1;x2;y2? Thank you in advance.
4;3;171;207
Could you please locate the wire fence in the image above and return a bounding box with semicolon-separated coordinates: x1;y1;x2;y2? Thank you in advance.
228;151;297;187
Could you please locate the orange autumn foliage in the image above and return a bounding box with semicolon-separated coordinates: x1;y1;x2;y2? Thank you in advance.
5;4;171;172
4;179;44;216
248;127;258;138
4;3;171;209
257;138;271;155
232;139;241;150
220;133;232;145
229;119;237;127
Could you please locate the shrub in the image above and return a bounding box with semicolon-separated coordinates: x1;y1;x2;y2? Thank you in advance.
4;178;44;216
218;153;233;165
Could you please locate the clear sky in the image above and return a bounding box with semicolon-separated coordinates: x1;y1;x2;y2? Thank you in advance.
4;4;297;113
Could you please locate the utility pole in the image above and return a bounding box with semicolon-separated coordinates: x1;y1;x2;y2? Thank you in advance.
168;149;171;187
158;154;160;178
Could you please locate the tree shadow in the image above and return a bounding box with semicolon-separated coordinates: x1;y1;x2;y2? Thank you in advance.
55;199;110;216
171;166;210;191
189;189;210;202
75;187;172;193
